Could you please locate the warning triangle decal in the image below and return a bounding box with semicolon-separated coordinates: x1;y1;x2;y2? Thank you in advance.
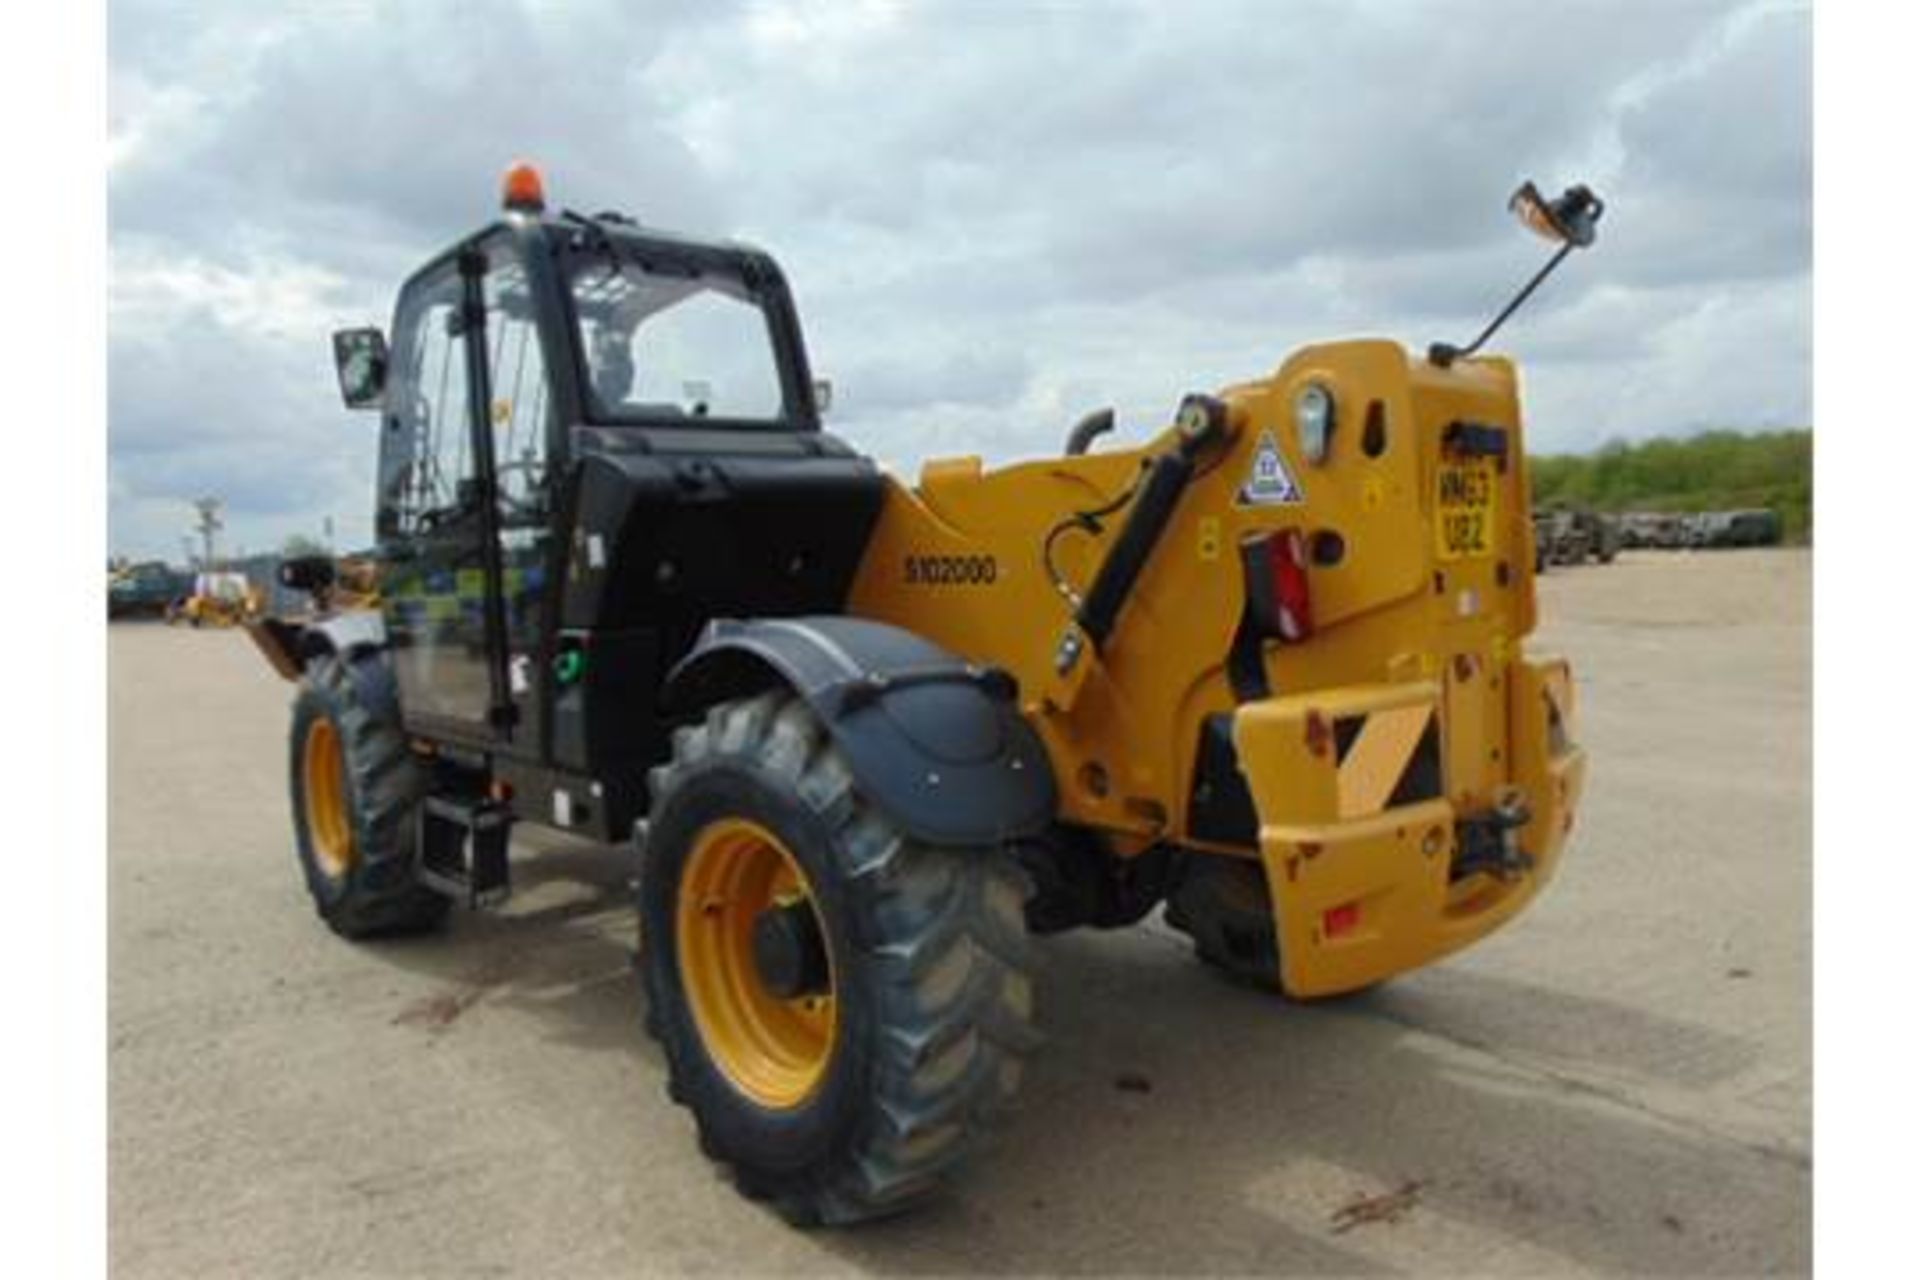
1237;430;1304;506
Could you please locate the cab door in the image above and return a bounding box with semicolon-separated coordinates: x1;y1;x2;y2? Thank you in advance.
377;242;527;743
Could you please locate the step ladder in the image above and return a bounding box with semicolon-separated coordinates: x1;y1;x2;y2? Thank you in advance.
417;795;513;907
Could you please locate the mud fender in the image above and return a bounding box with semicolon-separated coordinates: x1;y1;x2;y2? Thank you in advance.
663;616;1057;847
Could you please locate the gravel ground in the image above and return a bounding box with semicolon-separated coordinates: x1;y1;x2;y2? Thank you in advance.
108;548;1810;1277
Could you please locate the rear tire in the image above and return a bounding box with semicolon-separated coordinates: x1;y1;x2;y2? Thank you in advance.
641;691;1037;1225
1165;853;1282;990
289;654;448;939
1164;852;1382;1000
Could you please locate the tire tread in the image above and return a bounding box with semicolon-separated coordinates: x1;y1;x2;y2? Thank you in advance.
643;692;1035;1224
291;654;447;939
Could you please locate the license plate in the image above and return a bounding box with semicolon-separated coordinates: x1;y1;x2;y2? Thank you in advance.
1435;459;1497;561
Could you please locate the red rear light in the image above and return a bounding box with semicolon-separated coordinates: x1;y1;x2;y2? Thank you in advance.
1241;528;1314;643
1271;529;1314;641
1324;900;1361;939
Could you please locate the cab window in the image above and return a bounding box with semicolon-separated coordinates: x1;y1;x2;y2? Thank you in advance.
570;261;786;425
382;268;473;537
483;257;552;526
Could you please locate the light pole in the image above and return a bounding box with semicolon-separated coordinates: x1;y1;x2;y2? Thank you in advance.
192;497;223;571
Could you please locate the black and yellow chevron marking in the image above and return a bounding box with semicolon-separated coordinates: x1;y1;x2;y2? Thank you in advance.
1333;703;1442;818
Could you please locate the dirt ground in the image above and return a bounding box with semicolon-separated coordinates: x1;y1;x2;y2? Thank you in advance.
108;549;1810;1277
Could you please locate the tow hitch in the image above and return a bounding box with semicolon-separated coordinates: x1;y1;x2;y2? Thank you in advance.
1452;789;1534;882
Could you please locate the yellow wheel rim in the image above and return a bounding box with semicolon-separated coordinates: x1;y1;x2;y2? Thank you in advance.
676;817;838;1110
302;718;357;880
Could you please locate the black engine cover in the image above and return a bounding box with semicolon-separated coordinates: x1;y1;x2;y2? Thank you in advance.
549;426;886;774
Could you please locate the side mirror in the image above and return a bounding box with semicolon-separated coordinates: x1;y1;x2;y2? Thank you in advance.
332;327;388;410
1430;178;1605;368
1508;181;1604;249
812;378;834;416
279;555;336;594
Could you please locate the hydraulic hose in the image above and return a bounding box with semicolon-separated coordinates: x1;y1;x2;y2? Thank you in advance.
1071;394;1226;653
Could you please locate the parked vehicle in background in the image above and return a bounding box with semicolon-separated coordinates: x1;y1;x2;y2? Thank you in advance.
108;561;189;619
167;571;261;628
1579;510;1619;562
1721;508;1783;547
1683;513;1724;547
1680;509;1779;549
1597;508;1786;551
1532;507;1618;567
1534;510;1587;568
1617;512;1688;549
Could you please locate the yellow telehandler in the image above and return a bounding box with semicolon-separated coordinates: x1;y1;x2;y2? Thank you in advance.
248;164;1592;1223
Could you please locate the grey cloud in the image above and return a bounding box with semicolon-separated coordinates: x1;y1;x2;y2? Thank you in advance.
1521;272;1809;452
1600;7;1811;290
107;0;1810;561
111;0;732;267
111;302;378;551
834;344;1033;417
700;1;1725;288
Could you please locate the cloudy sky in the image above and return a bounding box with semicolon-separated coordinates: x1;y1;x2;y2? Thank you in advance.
107;0;1810;561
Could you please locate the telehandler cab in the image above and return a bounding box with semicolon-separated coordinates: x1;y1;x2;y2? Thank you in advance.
251;163;1593;1223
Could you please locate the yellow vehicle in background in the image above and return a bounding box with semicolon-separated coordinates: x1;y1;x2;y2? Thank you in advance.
167;571;260;629
247;165;1595;1223
243;555;382;680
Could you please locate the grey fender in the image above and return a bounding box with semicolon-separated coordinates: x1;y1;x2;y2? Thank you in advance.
255;609;388;667
304;612;398;720
250;610;399;720
304;610;389;661
663;616;1058;847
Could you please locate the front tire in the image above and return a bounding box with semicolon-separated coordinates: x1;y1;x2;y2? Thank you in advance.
641;692;1037;1224
289;654;449;938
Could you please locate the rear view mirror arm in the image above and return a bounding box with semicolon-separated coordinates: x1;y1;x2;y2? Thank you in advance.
1428;240;1574;369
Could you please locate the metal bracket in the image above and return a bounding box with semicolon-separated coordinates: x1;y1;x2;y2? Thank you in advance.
1450;792;1534;883
417;797;513;907
822;663;1018;716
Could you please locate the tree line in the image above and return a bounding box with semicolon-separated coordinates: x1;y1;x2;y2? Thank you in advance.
1528;429;1812;542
